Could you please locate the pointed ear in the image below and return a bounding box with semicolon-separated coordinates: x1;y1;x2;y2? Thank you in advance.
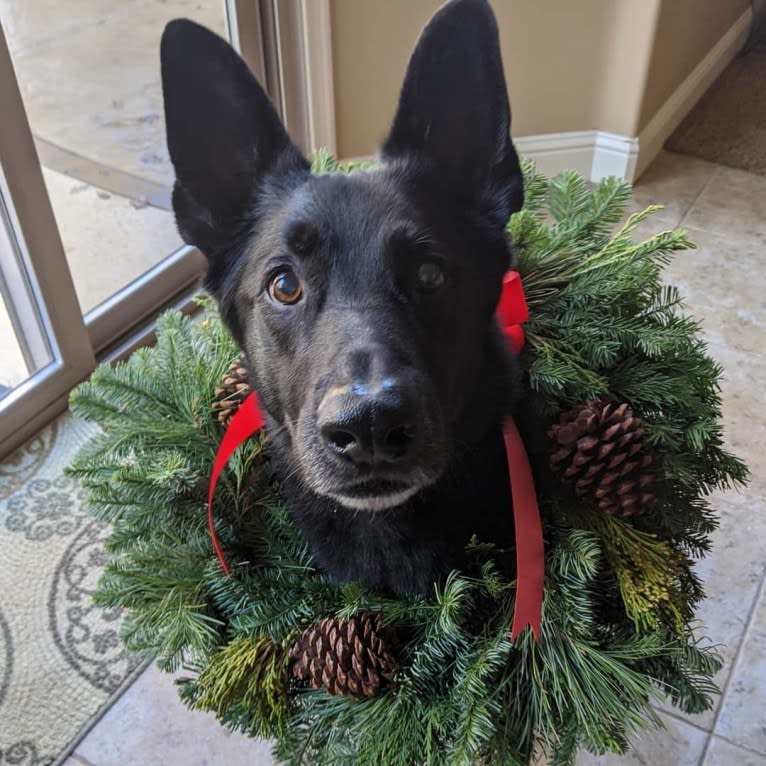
381;0;523;226
161;19;308;255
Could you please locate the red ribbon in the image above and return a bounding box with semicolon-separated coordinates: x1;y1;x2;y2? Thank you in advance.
207;270;544;641
495;271;544;641
207;392;264;577
503;417;544;640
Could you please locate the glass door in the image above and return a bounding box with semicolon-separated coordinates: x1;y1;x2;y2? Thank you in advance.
0;2;277;458
0;22;94;456
0;0;232;352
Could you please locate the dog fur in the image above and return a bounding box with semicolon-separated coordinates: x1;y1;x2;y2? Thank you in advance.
161;0;527;596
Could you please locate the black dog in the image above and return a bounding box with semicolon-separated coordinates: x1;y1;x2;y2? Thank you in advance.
161;0;526;595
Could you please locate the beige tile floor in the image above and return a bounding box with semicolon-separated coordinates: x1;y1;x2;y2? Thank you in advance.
52;151;766;765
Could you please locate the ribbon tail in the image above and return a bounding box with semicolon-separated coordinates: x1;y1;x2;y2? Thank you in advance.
503;416;544;642
207;392;265;577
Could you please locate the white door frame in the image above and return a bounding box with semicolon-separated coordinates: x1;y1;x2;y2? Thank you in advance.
298;0;336;155
237;0;337;156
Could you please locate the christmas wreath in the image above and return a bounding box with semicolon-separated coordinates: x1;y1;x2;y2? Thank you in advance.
68;156;747;765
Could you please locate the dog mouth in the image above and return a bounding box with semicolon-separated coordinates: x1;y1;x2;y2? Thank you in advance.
325;478;420;512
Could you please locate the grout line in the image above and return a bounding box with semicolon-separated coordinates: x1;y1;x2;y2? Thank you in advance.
50;657;154;766
698;572;766;765
71;754;97;766
657;707;713;735
699;733;713;766
677;165;722;230
648;707;712;766
714;732;766;759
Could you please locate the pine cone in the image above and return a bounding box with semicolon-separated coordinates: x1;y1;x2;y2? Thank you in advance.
212;357;251;426
549;398;655;518
288;611;399;699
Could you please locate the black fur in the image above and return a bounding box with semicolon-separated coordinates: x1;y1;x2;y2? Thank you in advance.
161;0;526;596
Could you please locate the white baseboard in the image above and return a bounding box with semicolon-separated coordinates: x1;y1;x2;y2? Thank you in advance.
514;130;638;183
342;131;639;183
592;132;640;181
636;6;753;177
512;131;594;179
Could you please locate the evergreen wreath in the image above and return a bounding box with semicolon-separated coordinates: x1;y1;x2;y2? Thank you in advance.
67;155;747;766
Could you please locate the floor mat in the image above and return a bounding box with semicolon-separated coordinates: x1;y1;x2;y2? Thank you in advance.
0;412;142;765
666;45;766;175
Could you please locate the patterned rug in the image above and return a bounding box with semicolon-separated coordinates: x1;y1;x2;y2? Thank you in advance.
0;412;142;765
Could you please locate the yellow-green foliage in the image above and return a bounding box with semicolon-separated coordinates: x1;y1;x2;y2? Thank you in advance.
578;511;690;634
190;635;292;736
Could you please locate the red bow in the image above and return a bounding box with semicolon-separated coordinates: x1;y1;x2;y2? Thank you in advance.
207;270;543;641
496;271;528;353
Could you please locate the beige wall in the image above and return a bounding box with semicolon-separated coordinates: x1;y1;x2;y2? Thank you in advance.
596;1;660;136
495;1;659;138
330;0;441;158
638;0;750;131
330;0;748;161
330;0;660;159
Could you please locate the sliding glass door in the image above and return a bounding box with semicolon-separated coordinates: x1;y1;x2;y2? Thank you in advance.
0;2;279;458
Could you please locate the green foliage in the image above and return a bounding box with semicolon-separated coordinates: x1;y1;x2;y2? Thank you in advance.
181;635;292;738
67;160;746;765
575;511;690;634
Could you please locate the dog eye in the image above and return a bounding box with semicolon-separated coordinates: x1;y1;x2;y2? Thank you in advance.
268;270;303;305
415;261;445;292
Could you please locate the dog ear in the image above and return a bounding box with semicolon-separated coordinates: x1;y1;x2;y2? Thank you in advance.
381;0;523;226
161;19;308;255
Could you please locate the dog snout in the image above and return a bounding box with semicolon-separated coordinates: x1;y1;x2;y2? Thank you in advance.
318;385;417;469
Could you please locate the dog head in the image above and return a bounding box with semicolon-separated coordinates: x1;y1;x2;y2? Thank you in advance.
161;0;523;513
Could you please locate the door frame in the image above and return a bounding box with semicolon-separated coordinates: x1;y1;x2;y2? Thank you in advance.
237;0;337;156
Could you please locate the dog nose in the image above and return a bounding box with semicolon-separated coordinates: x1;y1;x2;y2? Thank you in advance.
319;394;416;468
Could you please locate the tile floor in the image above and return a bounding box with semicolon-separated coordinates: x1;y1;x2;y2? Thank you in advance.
54;151;766;765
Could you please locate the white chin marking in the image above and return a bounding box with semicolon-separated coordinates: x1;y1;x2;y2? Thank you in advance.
328;487;419;512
